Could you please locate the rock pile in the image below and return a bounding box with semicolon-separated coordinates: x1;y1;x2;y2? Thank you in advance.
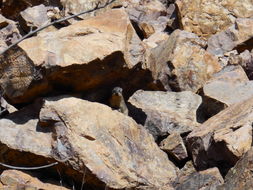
0;0;253;189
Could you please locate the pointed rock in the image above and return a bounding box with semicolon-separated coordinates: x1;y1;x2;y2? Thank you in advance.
187;96;253;171
39;96;178;189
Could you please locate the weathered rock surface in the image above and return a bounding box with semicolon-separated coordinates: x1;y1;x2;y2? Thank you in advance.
1;0;60;20
226;50;253;79
0;14;20;47
126;0;172;38
160;133;188;162
60;0;123;22
0;9;149;104
174;167;224;190
39;96;178;189
128;90;201;137
0;170;68;190
207;18;253;56
176;0;253;38
217;147;253;190
187;96;253;171
19;4;51;32
203;65;253;106
143;29;222;92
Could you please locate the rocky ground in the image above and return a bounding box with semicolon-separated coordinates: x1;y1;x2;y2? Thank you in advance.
0;0;252;189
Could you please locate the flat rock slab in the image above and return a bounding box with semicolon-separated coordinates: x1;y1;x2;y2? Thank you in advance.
187;96;253;170
128;90;202;137
39;97;178;189
203;65;253;106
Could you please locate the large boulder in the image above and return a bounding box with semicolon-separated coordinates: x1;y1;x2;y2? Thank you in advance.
187;96;253;172
203;65;253;106
0;9;151;104
39;96;178;189
146;29;222;92
207;18;253;56
128;90;201;137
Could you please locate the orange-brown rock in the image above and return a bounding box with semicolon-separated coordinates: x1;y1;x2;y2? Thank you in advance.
39;96;178;189
0;170;68;190
187;96;253;171
0;9;149;104
144;29;222;92
160;133;188;161
176;0;253;38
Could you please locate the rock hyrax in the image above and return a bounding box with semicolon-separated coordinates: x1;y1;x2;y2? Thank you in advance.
109;87;128;115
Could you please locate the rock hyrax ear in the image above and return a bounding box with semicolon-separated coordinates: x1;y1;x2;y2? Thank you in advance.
112;87;123;95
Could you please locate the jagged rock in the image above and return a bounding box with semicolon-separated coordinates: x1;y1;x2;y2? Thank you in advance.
0;9;151;104
203;65;253;106
226;50;253;79
0;15;20;47
187;96;253;171
160;133;188;162
179;161;196;179
128;90;201;137
149;29;222;92
0;101;98;189
174;167;224;190
39;96;178;189
207;18;253;56
0;170;68;190
19;4;52;33
176;0;253;38
217;147;253;190
126;0;171;38
0;97;17;115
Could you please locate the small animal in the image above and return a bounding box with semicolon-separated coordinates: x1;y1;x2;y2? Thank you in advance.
109;87;128;115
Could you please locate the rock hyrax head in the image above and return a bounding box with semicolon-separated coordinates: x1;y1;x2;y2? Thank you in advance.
112;87;123;96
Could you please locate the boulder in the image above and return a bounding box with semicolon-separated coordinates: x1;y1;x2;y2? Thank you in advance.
1;0;60;20
207;18;253;56
151;29;221;92
218;147;253;190
39;96;178;189
126;0;171;38
128;90;201;137
19;4;52;33
160;133;188;162
60;0;123;21
0;170;68;190
203;65;253;106
174;167;224;190
176;0;253;38
0;9;150;104
187;96;253;171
